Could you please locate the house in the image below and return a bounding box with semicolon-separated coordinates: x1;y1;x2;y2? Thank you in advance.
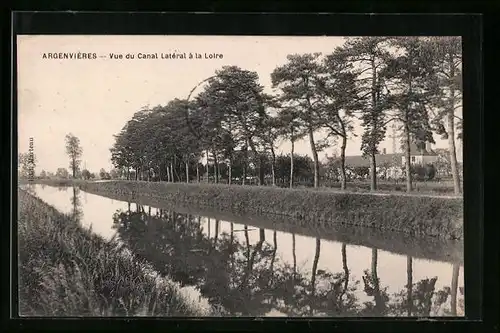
342;143;438;180
403;142;439;166
344;143;438;168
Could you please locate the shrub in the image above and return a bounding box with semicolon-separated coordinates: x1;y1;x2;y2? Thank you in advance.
411;164;436;181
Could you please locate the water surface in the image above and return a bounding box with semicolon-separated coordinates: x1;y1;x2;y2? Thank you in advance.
24;184;465;317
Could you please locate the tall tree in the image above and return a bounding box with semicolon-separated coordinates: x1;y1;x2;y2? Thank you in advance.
427;37;463;194
65;133;83;178
272;53;325;188
319;50;361;190
384;37;437;192
276;107;304;188
338;37;393;191
196;66;269;185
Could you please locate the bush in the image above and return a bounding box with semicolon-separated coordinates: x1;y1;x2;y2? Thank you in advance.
411;164;436;181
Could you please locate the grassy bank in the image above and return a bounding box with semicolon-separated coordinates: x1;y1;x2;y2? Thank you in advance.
18;189;221;316
317;180;459;195
89;191;464;264
79;181;464;240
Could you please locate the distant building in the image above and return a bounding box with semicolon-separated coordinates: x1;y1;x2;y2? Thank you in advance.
344;143;438;169
341;143;439;180
403;142;439;166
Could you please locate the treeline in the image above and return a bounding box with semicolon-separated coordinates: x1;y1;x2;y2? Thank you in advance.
110;37;462;194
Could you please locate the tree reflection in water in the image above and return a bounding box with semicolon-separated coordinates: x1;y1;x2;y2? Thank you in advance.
111;206;464;317
70;186;83;223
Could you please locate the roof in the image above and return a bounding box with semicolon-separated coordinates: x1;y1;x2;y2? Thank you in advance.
409;143;438;156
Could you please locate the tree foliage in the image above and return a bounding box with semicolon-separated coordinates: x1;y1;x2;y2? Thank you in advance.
18;152;37;179
65;133;83;178
108;37;459;192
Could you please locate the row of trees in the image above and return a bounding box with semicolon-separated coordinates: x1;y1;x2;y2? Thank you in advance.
106;36;461;194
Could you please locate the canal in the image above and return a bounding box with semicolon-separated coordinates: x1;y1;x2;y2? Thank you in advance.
24;184;465;317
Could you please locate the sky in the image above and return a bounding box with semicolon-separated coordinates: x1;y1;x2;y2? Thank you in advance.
17;35;462;174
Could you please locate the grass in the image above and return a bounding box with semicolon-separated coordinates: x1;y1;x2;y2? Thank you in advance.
318;180;460;196
79;180;464;240
18;189;223;317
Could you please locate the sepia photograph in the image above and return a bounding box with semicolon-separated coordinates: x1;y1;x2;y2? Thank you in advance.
17;35;464;317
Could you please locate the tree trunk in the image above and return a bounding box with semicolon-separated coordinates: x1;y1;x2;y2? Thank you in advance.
196;163;200;183
448;112;461;195
248;138;262;186
170;162;175;183
451;263;460;316
242;142;248;186
213;150;219;184
310;238;321;315
228;158;232;185
341;243;349;298
127;167;130;180
370;151;377;191
292;233;297;276
205;150;210;183
258;155;265;186
290;138;295;188
371;248;378;280
244;225;250;261
404;118;413;192
371;248;384;315
271;147;276;186
448;54;461;195
340;135;347;190
230;222;234;245
174;156;180;182
259;228;265;242
268;231;278;290
185;161;189;184
207;217;211;238
370;57;379;191
308;127;320;188
407;255;413;316
214;219;220;245
270;231;277;270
